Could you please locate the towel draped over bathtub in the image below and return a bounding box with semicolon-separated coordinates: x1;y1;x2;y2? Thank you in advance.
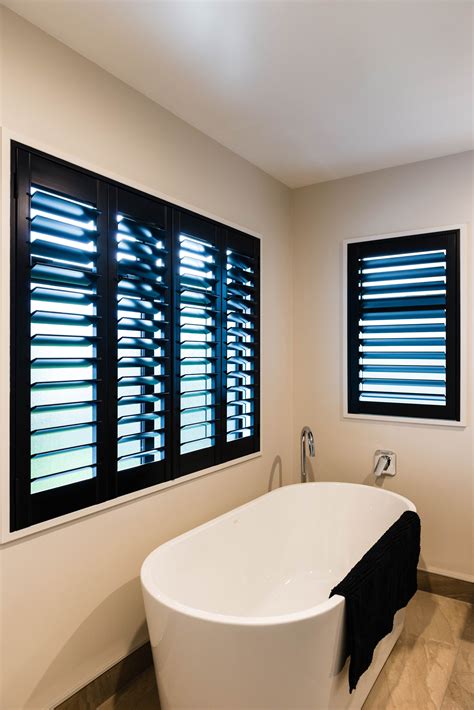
329;510;420;693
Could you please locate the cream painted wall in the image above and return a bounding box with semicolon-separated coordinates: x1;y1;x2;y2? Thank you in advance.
292;151;474;581
0;8;293;709
1;7;473;710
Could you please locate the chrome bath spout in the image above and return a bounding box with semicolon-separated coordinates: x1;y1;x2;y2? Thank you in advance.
301;426;315;482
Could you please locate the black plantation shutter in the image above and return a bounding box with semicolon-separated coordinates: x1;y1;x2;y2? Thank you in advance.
347;231;460;421
11;143;261;530
12;149;109;529
114;189;171;494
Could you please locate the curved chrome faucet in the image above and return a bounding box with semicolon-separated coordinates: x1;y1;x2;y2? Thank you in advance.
300;426;315;482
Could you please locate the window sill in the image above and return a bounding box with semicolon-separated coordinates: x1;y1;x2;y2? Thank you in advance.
343;411;467;428
0;451;263;545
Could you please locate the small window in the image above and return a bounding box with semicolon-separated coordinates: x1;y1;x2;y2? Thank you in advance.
347;230;460;421
11;143;260;530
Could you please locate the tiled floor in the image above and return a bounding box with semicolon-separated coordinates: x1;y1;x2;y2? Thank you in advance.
364;591;473;709
98;591;473;710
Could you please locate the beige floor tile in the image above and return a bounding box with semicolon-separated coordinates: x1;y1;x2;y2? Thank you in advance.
365;593;473;710
455;639;474;675
363;631;458;710
461;605;474;644
440;639;474;710
404;591;472;647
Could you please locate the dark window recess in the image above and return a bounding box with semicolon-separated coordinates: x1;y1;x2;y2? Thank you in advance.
11;143;260;530
347;230;460;421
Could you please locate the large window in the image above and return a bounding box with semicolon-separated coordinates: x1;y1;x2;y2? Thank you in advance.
347;230;460;421
11;144;260;530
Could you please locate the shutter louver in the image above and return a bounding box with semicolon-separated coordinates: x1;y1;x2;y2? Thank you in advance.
30;187;99;493
116;214;169;472
178;233;218;456
225;249;257;442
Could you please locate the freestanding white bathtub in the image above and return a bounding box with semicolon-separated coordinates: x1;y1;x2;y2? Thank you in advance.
141;482;416;710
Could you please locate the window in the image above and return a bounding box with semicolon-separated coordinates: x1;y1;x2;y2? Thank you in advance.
347;230;460;421
11;143;260;530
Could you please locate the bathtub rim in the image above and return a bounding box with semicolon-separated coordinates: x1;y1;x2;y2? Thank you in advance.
141;481;416;627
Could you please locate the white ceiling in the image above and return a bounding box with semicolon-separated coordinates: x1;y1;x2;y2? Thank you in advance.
2;0;473;187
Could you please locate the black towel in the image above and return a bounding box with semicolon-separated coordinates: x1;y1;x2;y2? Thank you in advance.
330;510;420;693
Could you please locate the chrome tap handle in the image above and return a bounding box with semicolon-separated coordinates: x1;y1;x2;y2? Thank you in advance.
374;454;391;477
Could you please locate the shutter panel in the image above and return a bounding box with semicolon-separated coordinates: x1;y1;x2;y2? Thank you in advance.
174;211;221;475
223;229;260;460
115;190;170;493
11;149;109;529
348;231;460;420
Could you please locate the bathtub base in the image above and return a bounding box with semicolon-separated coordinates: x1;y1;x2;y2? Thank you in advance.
147;601;405;710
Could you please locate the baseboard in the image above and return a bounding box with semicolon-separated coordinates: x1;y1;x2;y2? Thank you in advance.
418;564;474;584
417;568;474;604
54;642;153;710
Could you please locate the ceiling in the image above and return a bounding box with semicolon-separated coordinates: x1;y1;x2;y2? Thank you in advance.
2;0;473;188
